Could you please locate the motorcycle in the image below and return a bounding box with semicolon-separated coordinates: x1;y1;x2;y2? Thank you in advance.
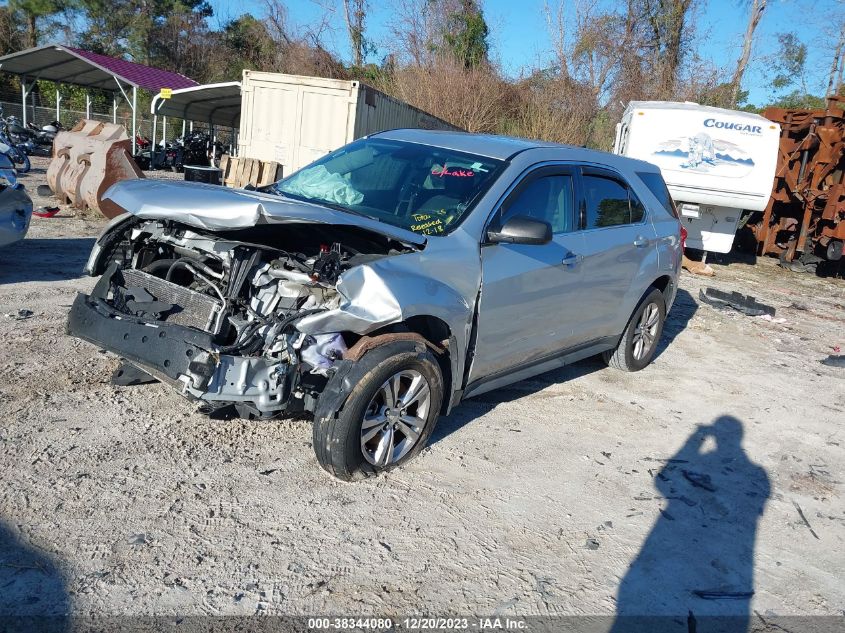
134;136;186;172
3;115;37;145
179;131;211;169
0;111;49;158
0;129;31;174
26;119;62;146
133;135;154;170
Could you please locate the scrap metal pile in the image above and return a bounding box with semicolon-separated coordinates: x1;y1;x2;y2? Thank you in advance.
752;97;845;269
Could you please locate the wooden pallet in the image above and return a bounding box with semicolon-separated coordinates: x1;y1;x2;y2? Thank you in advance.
219;155;283;188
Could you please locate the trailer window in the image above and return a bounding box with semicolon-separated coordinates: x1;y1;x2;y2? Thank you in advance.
637;171;678;219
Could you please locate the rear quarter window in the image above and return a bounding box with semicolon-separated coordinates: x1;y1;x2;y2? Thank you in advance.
637;171;678;219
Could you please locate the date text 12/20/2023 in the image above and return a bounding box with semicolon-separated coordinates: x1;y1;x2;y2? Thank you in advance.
307;617;528;630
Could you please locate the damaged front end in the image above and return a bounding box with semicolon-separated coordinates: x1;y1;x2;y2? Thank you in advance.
67;215;413;418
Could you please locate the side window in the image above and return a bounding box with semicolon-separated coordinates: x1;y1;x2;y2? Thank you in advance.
637;170;678;219
501;175;574;234
583;175;630;229
582;174;645;228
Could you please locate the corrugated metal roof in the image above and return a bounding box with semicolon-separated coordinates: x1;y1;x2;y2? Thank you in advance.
150;82;241;127
0;44;198;92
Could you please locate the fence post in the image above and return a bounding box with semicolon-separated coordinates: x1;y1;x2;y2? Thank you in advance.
131;86;137;155
85;93;91;119
20;78;28;127
152;115;157;165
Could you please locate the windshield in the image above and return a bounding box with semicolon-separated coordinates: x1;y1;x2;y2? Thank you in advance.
271;138;505;236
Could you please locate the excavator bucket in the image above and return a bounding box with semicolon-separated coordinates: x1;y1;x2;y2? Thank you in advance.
45;120;144;218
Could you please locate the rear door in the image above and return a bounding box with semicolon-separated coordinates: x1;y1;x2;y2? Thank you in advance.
576;167;657;341
468;165;585;382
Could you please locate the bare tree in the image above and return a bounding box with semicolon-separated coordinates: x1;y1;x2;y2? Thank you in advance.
257;0;347;78
389;0;487;67
389;0;430;65
543;0;638;100
342;0;368;67
730;0;766;106
264;0;292;47
643;0;697;98
826;23;845;97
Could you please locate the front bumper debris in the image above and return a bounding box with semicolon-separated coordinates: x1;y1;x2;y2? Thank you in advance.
66;265;295;416
66;292;217;390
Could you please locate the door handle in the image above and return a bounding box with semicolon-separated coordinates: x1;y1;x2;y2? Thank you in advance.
633;236;649;248
561;253;583;266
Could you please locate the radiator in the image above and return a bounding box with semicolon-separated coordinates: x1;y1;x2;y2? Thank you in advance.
117;268;223;333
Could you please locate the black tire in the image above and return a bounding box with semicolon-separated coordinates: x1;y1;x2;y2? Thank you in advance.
17;153;30;174
602;287;666;372
313;343;443;481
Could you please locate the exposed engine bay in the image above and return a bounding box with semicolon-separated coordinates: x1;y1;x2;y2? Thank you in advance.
69;217;413;418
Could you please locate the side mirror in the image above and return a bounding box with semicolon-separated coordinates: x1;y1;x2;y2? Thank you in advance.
487;215;552;245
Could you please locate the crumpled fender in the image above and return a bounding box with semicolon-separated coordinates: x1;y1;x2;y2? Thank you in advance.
296;262;471;337
296;260;473;408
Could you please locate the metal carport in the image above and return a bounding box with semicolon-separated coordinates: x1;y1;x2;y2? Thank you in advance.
149;82;242;154
0;44;198;152
150;82;241;129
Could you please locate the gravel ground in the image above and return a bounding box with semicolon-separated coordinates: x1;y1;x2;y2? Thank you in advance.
0;159;843;624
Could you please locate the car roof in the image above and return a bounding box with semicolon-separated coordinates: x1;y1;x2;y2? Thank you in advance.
372;129;569;160
370;129;658;172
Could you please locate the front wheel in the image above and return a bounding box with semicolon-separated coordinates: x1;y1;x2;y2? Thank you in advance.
313;343;443;481
603;288;666;371
15;152;30;173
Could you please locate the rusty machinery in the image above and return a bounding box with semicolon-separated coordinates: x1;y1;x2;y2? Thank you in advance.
752;97;845;268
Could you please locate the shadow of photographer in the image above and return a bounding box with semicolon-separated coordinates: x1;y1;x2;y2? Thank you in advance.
611;415;770;633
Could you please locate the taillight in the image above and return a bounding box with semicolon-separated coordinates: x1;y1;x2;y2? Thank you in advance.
680;224;687;251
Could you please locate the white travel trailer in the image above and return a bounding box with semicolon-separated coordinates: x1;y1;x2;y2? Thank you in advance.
614;101;780;254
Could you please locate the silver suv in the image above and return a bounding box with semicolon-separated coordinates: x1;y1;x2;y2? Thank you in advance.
68;130;682;480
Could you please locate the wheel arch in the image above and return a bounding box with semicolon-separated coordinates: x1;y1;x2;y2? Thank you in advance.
650;274;676;310
343;314;458;415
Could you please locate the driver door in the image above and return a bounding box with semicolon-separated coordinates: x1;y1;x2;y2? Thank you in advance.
467;165;586;384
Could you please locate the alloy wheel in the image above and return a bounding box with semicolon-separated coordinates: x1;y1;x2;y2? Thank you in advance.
360;369;431;466
632;302;660;360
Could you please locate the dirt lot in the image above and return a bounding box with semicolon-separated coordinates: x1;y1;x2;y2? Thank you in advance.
0;159;843;625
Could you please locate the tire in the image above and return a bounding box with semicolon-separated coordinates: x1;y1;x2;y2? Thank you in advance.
602;287;666;372
17;153;30;174
313;343;444;481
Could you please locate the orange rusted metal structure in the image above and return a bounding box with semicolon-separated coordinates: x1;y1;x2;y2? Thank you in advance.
754;97;845;263
46;119;144;218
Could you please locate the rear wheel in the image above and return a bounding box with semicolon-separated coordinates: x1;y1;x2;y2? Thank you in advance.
603;288;666;372
313;343;443;481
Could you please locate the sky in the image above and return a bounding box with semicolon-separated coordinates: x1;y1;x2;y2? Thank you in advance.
208;0;843;106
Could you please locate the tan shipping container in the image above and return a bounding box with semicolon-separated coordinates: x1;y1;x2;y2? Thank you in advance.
238;71;460;176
